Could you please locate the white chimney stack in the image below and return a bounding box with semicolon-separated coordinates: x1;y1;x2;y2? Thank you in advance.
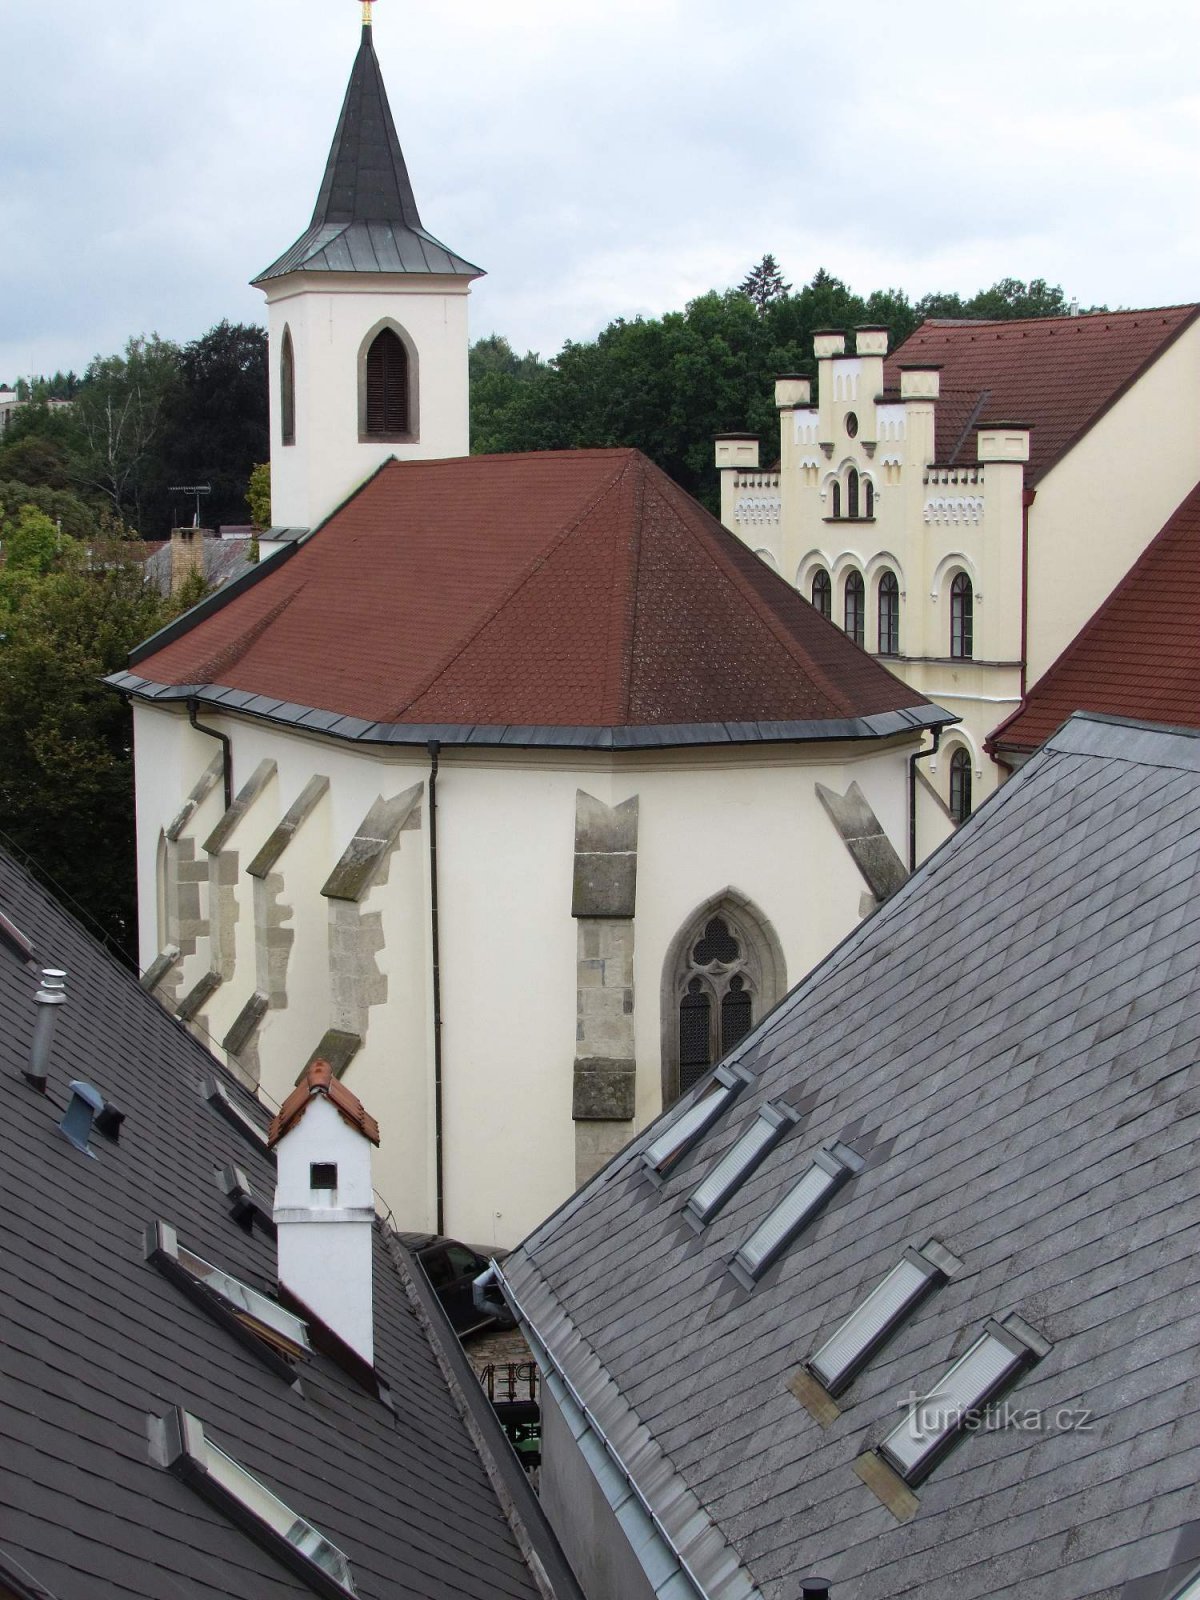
269;1060;380;1367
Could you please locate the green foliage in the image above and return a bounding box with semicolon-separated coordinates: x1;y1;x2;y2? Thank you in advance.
738;254;792;313
470;267;1086;510
0;480;100;543
1;506;67;575
0;528;180;955
247;461;272;531
73;334;182;531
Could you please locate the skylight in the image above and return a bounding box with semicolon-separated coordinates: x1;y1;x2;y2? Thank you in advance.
732;1140;863;1283
879;1312;1050;1485
148;1221;310;1362
685;1100;799;1227
158;1407;356;1596
1171;1573;1200;1600
642;1063;752;1180
217;1164;277;1237
202;1072;270;1153
0;907;35;965
808;1242;959;1397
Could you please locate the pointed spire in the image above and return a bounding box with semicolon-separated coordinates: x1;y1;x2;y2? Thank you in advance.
253;11;482;284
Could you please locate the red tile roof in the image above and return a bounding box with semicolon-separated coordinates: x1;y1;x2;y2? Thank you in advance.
129;449;935;735
885;306;1199;485
268;1058;381;1147
991;480;1200;754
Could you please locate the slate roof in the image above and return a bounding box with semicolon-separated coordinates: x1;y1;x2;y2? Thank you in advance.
883;306;1200;485
991;482;1200;755
0;845;575;1600
254;22;481;283
111;449;949;751
142;535;255;597
503;712;1200;1600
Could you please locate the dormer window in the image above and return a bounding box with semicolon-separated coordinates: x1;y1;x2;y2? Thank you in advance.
156;1408;356;1597
147;1221;311;1365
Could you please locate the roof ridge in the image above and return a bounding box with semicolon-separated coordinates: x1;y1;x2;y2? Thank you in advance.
384;453;639;721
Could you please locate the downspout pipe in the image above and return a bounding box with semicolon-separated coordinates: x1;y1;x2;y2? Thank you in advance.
1019;486;1036;699
909;727;942;872
187;699;233;812
427;739;445;1235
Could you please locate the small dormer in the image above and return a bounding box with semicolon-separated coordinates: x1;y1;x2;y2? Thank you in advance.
269;1059;381;1365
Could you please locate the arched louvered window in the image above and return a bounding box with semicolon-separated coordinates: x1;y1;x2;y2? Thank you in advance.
831;481;842;519
878;570;899;656
950;572;974;659
664;902;785;1105
364;327;410;438
811;568;832;620
280;327;296;448
949;747;973;824
844;571;865;648
847;468;860;520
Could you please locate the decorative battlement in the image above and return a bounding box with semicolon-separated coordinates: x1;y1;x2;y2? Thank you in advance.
854;326;889;357
813;330;847;360
976;424;1031;463
925;466;984;487
900;366;941;401
715;434;761;471
775;374;812;408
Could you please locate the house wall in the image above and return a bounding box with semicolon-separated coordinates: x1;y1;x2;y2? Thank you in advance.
262;272;473;530
1026;317;1200;684
134;703;917;1247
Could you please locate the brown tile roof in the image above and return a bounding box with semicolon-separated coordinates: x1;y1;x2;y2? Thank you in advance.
127;449;938;737
268;1058;381;1147
991;479;1200;753
885;306;1200;485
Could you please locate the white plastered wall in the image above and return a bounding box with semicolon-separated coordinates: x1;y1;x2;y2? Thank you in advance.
135;703;920;1247
263;272;473;530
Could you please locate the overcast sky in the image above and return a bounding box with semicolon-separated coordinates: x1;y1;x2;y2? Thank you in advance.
2;0;1198;382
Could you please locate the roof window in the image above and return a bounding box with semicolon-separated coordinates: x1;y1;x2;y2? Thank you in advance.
1170;1573;1200;1599
147;1221;310;1365
685;1100;800;1227
808;1241;960;1397
732;1140;863;1283
0;907;36;966
879;1312;1050;1485
202;1071;271;1154
642;1063;752;1181
218;1164;277;1237
156;1407;356;1596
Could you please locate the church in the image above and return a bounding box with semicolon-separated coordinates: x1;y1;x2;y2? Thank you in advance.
111;6;952;1246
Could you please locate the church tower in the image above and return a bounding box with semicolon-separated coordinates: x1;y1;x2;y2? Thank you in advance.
254;3;483;532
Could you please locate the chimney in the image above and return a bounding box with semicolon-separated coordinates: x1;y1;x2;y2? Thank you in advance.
269;1060;381;1366
27;968;66;1092
169;527;205;596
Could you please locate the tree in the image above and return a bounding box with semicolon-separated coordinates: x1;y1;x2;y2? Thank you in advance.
247;461;271;533
0;520;179;956
73;335;181;531
155;322;268;530
915;277;1099;322
1;505;62;575
738;254;792;314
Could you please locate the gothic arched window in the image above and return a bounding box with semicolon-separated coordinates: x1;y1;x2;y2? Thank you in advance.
811;568;832;619
864;479;875;518
280;327;296;448
844;570;865;648
949;747;973;824
950;572;974;659
363;326;411;438
662;897;786;1106
831;481;842;519
847;468;860;520
878;570;899;655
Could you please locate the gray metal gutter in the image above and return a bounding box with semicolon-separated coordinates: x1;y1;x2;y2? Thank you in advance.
105;672;956;753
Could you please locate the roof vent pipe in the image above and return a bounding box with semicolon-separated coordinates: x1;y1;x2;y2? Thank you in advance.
60;1080;106;1157
26;968;67;1092
801;1582;832;1600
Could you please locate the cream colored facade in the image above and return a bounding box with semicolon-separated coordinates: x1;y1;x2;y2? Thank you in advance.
264;273;473;532
134;704;925;1247
719;321;1200;837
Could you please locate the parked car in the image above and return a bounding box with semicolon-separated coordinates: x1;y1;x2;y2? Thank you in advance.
396;1232;515;1336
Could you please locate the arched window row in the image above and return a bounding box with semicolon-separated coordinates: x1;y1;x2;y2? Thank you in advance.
808;565;900;656
830;467;875;521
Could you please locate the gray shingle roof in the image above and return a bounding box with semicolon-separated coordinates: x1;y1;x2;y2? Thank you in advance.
254;24;481;284
0;847;560;1600
504;712;1200;1600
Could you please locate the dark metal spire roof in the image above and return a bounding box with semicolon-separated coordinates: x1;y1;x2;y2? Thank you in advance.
253;20;482;284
